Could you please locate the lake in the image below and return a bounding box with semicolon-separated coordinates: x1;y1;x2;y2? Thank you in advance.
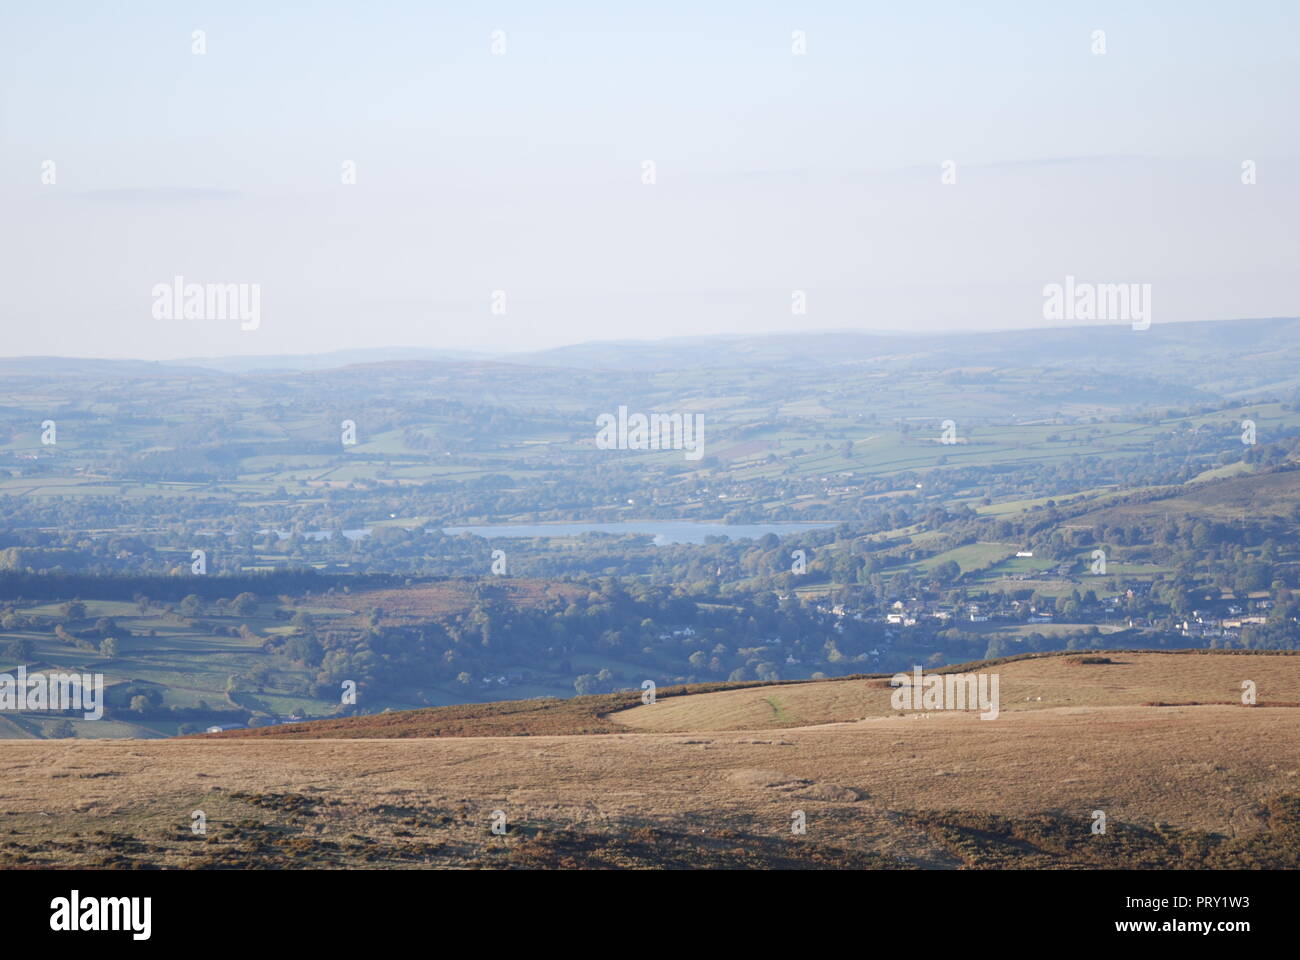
440;520;838;546
259;520;839;546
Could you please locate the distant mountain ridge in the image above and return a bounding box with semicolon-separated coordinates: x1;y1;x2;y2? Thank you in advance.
172;346;490;373
2;316;1297;381
510;316;1300;372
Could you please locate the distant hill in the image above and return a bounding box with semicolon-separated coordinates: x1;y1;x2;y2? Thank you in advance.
8;317;1299;387
1077;464;1300;524
512;317;1300;374
175;346;490;373
0;357;223;379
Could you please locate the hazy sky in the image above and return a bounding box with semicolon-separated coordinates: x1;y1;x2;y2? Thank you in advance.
2;1;1297;360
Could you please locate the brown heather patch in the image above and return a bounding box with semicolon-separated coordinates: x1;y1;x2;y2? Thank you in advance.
906;792;1300;869
339;578;589;625
193;680;784;740
1142;701;1300;708
500;823;905;870
197;691;647;740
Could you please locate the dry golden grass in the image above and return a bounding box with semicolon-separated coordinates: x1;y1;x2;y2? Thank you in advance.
2;703;1298;868
610;652;1300;732
4;651;1299;868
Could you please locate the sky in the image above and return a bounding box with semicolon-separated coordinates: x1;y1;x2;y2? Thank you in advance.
1;1;1297;360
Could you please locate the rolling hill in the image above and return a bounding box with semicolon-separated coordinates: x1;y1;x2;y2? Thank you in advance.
2;650;1297;869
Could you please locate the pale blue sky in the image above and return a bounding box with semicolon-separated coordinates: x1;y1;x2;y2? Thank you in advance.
2;1;1297;358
